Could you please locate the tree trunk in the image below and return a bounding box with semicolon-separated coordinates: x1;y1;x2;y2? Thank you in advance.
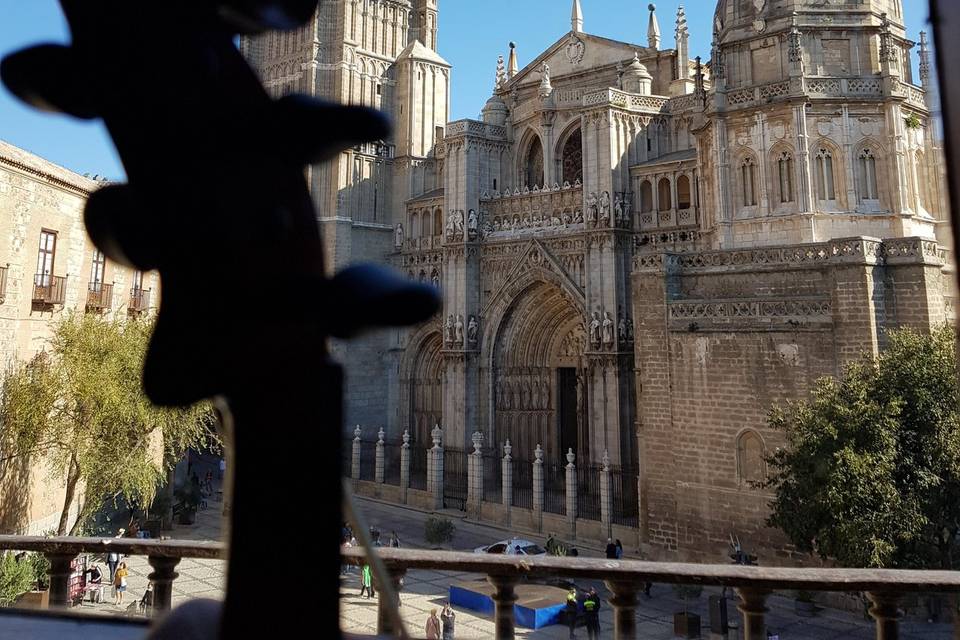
57;458;81;536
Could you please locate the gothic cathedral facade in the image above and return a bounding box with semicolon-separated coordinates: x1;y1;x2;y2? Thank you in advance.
244;0;953;561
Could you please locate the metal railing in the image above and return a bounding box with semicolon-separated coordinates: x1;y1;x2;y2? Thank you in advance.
85;282;114;311
32;273;66;305
129;286;150;314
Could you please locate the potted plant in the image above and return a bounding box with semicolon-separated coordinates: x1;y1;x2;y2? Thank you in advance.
795;590;817;617
672;583;703;638
174;483;202;525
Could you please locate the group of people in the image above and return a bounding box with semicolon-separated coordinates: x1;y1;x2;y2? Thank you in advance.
424;602;455;640
566;586;602;640
340;522;403;600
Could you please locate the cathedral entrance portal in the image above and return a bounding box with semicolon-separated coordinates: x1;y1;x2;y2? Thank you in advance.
492;281;587;464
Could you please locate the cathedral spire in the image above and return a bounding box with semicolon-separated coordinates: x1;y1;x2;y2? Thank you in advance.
495;54;506;91
572;0;583;34
507;42;519;79
647;3;661;50
675;4;689;80
918;30;931;88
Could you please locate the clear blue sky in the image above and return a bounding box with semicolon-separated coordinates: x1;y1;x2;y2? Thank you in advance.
0;0;933;181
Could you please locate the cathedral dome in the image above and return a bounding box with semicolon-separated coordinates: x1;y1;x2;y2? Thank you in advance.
622;53;652;95
482;92;508;126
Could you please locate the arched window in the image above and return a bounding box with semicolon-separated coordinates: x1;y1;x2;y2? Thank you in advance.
815;148;836;201
561;128;583;185
433;209;443;237
658;178;672;211
523;136;544;188
639;180;653;213
421;210;432;237
411;211;421;239
777;152;794;203
676;175;691;210
741;157;757;206
737;431;766;485
859;148;879;201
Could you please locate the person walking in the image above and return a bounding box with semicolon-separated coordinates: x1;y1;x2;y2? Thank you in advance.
615;539;623;560
218;457;226;480
360;564;373;599
584;587;601;640
390;530;401;548
113;562;129;606
565;587;579;639
106;550;120;585
605;538;617;559
425;608;441;640
440;602;456;640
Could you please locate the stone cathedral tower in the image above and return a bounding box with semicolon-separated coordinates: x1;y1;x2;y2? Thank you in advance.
241;1;450;429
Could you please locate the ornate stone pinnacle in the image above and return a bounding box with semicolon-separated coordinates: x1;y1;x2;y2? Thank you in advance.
566;448;576;465
377;427;385;444
472;430;484;454
504;439;512;459
602;450;610;471
431;424;443;448
535;444;544;462
354;424;362;440
402;429;410;447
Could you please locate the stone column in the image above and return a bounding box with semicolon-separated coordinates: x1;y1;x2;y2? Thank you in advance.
400;429;410;503
375;427;385;485
565;448;577;539
502;440;513;515
468;431;484;518
488;574;519;640
735;588;770;640
376;567;407;635
605;580;639;639
45;553;75;608
351;425;362;482
147;556;181;613
600;450;612;539
430;424;444;510
867;591;902;640
532;444;544;520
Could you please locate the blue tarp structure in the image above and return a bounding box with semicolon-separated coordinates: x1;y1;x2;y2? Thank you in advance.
449;584;566;630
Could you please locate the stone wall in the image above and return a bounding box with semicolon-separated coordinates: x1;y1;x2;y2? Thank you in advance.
632;237;949;563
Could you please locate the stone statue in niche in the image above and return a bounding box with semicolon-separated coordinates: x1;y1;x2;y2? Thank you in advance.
614;195;624;225
454;314;464;344
493;218;502;231
618;312;628;343
446;211;456;237
467;209;478;237
627;318;635;341
394;223;404;249
574;209;584;223
455;210;465;234
589;312;602;346
602;311;614;346
467;315;478;343
432;271;440;289
445;315;455;344
586;192;598;226
599;191;611;226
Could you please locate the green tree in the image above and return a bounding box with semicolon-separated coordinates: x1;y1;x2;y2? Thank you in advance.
764;325;960;569
0;313;218;535
0;553;34;606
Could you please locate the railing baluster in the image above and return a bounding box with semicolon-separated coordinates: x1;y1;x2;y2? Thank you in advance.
376;567;407;635
735;587;770;640
488;573;519;640
605;579;638;640
147;555;181;613
45;553;75;608
867;591;902;640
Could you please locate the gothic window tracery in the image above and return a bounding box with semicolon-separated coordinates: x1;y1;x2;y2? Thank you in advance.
815;148;836;201
858;148;879;201
561;128;583;185
736;430;766;486
777;152;794;204
741;157;757;207
523;136;545;188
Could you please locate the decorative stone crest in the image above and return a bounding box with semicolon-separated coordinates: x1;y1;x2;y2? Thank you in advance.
565;34;585;65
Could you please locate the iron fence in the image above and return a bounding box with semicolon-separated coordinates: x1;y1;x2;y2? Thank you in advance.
543;462;566;515
610;465;639;528
359;440;376;481
409;445;427;491
341;437;352;476
482;454;502;503
577;464;601;521
512;459;533;509
383;443;402;485
443;448;468;511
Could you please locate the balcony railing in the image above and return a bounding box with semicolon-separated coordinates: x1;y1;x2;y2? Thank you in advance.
32;274;66;305
85;282;113;311
129;287;150;315
2;535;959;639
0;264;7;304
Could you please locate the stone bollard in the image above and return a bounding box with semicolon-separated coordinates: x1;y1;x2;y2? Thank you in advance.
600;450;612;540
468;431;484;518
532;444;544;529
429;424;444;510
351;425;362;482
400;429;410;504
375;427;385;486
565;448;577;539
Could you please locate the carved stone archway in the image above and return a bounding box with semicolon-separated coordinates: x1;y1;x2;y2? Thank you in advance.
404;330;444;447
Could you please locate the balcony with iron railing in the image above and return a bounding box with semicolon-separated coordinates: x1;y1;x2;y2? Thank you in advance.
128;287;150;315
1;535;959;639
32;273;66;306
85;282;114;312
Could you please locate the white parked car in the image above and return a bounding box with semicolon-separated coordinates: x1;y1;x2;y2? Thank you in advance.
474;538;547;556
